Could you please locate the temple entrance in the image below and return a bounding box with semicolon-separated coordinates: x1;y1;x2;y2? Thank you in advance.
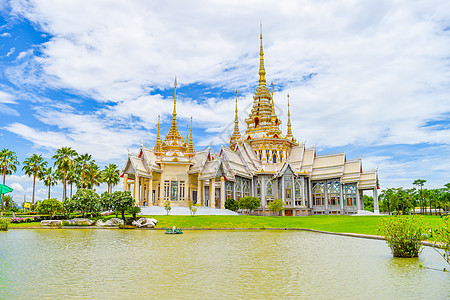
193;191;197;204
215;188;220;208
285;209;293;216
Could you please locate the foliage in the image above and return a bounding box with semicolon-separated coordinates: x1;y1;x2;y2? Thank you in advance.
75;153;92;189
3;195;17;212
268;199;284;216
377;216;427;258
22;154;47;205
127;206;141;219
187;200;201;216
62;197;77;218
363;195;374;212
433;216;450;267
164;200;171;215
101;164;120;193
100;191;114;212
71;189;101;217
111;191;135;220
238;196;260;213
36;198;63;217
225;198;239;212
52;147;78;200
0;218;8;231
40;167;57;199
0;148;19;212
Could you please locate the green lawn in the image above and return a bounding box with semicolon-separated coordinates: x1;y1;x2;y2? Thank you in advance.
144;214;444;235
6;215;444;236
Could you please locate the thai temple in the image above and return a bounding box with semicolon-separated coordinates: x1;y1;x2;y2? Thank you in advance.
122;32;380;215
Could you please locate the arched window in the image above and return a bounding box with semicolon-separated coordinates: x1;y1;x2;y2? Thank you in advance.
273;154;277;163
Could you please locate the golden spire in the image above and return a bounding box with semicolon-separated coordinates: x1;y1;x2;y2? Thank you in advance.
286;94;294;141
184;124;189;146
187;116;196;157
164;77;183;144
230;90;241;149
154;115;163;155
258;24;266;86
270;82;275;114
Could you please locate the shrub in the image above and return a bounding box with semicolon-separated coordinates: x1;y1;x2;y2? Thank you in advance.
164;200;171;215
268;199;284;216
127;206;141;220
0;218;9;231
377;216;427;258
225;198;238;212
433;216;450;267
238;196;260;214
36;198;63;218
187;200;201;216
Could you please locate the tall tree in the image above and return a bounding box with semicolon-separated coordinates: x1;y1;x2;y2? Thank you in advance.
413;179;427;214
66;168;78;199
52;147;78;200
40;167;57;199
22;154;47;205
0;149;19;213
86;162;101;190
75;153;92;189
101;164;120;193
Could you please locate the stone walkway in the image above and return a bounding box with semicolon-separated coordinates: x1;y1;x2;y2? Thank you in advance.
138;206;239;216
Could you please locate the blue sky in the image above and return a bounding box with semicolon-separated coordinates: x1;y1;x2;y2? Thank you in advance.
0;0;450;202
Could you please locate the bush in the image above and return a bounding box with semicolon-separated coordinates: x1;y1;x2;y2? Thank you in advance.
127;206;141;220
36;198;63;217
268;199;284;216
187;200;201;216
433;216;450;266
0;218;9;231
377;216;427;258
164;200;171;215
225;198;238;212
238;196;260;214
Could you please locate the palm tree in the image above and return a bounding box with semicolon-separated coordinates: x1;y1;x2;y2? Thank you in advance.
0;149;19;213
52;147;78;200
102;164;120;193
22;154;47;205
40;167;57;199
66;168;78;199
76;153;92;189
86;162;101;190
413;179;426;214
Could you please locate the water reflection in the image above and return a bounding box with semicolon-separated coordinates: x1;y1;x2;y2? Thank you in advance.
0;230;448;299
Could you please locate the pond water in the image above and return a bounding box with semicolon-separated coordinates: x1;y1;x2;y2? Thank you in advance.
0;229;448;299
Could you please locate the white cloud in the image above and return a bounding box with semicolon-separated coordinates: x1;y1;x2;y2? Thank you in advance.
5;47;15;57
1;0;450;189
10;182;24;192
0;32;10;37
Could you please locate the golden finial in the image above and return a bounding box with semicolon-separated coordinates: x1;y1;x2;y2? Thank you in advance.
187;116;196;156
258;25;266;86
163;76;183;145
230;90;241;149
173;76;177;115
184;124;189;146
154;115;163;155
286;94;293;140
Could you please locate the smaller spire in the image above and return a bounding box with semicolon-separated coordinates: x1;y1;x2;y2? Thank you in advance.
286;94;294;141
187;116;196;157
230;90;241;149
154;115;163;155
258;25;266;86
184;124;189;146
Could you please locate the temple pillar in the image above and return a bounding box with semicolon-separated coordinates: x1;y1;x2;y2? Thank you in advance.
281;176;285;204
220;176;225;209
134;175;140;205
159;176;164;206
200;179;205;206
209;178;215;208
339;183;344;214
261;176;266;212
123;174;128;192
140;178;145;206
356;188;361;211
374;187;379;214
148;178;153;206
186;175;190;203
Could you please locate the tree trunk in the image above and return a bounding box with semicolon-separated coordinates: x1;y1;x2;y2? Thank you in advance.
1;169;6;213
387;203;390;215
70;183;73;199
32;175;36;205
63;172;67;201
121;210;125;221
48;184;51;199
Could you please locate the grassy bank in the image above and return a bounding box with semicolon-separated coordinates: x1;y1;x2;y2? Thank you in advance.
7;215;444;235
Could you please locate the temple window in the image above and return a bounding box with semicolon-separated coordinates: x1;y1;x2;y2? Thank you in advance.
225;181;233;199
327;179;340;206
266;180;273;196
273;154;277;163
180;181;185;200
243;180;250;197
164;181;170;200
170;181;178;201
255;117;259;127
295;179;302;206
312;181;325;206
256;179;262;197
236;179;242;200
343;183;357;206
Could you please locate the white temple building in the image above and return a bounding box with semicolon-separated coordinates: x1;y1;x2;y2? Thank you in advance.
122;32;379;216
